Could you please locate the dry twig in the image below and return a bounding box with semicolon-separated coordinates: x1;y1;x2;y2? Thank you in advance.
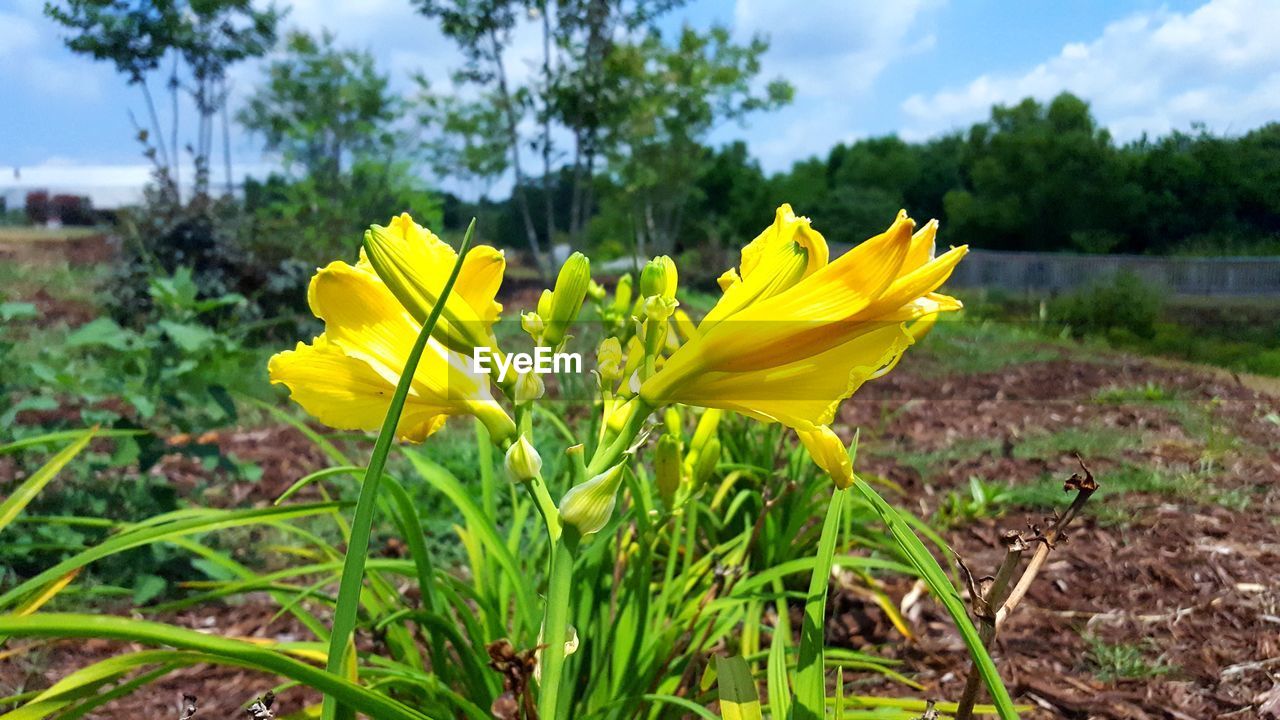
954;457;1098;720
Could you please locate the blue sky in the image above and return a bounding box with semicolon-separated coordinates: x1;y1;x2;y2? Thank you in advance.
4;0;1276;204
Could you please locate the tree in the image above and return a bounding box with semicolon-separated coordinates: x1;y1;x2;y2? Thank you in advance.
238;30;438;263
46;0;280;199
239;30;400;194
943;93;1137;252
601;26;791;255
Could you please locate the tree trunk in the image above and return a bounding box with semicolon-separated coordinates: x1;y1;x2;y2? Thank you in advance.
491;29;550;278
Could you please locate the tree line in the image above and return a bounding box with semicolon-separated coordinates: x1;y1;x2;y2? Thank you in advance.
46;0;1280;283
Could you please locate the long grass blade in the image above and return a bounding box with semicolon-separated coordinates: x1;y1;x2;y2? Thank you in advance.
0;428;97;533
792;484;848;720
321;219;477;720
851;481;1018;719
715;655;763;720
0;614;433;720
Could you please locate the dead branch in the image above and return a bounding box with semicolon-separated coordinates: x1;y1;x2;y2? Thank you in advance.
954;458;1098;720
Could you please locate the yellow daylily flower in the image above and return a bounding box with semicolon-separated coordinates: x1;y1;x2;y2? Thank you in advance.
268;258;516;444
639;206;965;431
362;213;506;355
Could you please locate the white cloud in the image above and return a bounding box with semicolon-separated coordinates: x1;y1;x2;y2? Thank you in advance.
0;3;108;101
729;0;940;168
734;0;940;97
900;0;1280;140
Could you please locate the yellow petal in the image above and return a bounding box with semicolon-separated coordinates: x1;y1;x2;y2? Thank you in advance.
456;245;506;327
306;260;421;385
653;322;914;430
701;205;829;329
858;245;968;320
904;219;938;272
268;337;449;442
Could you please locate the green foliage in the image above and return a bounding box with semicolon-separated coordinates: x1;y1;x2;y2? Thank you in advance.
1084;636;1175;682
1049;271;1165;341
7;267;255;432
934;477;1018;528
1093;381;1171;404
239;30;401;187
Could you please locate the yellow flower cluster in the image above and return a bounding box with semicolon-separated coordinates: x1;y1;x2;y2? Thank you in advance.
268;204;965;488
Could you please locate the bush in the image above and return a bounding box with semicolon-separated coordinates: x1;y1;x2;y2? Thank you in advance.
25;190;49;224
51;194;95;226
1049;270;1165;340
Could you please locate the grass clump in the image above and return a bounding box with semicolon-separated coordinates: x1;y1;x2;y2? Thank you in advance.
1085;636;1175;682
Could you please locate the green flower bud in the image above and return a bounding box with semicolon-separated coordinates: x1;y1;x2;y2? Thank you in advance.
544;252;591;347
690;437;720;488
521;311;545;339
612;274;633;312
559;463;625;536
640;256;677;299
663;407;682;436
504;435;542;482
514;370;545;404
597;337;624;387
587;280;607;301
537;288;554;319
654;434;683;507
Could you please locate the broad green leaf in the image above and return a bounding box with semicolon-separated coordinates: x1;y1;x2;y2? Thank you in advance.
716;655;762;720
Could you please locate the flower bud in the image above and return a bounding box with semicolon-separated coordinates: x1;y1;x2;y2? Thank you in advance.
544;252;591;347
654;434;683;507
611;274;633;313
537;288;554;319
514;370;545;404
797;426;855;489
640;256;677;299
689;437;720;488
559;463;626;536
663;407;682;436
597;337;624;387
504;435;542;482
521;311;545;339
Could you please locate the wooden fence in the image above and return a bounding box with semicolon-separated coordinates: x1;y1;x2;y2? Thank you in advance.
943;249;1280;296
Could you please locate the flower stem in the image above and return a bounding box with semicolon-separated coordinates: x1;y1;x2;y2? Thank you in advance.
321;219;477;720
538;525;580;720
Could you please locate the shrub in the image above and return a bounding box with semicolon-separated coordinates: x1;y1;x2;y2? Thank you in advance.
24;190;49;224
1049;270;1165;340
50;194;95;226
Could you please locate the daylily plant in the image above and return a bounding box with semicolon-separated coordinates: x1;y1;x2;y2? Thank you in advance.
266;205;1000;720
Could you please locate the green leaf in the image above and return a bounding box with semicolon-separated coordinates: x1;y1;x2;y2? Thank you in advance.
792;484;848;720
0;614;433;720
0;428;97;534
157;320;218;352
131;574;167;605
0;301;37;321
64;317;132;350
715;655;762;720
851;480;1018;720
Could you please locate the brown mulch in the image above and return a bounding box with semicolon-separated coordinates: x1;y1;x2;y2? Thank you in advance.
825;356;1280;718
